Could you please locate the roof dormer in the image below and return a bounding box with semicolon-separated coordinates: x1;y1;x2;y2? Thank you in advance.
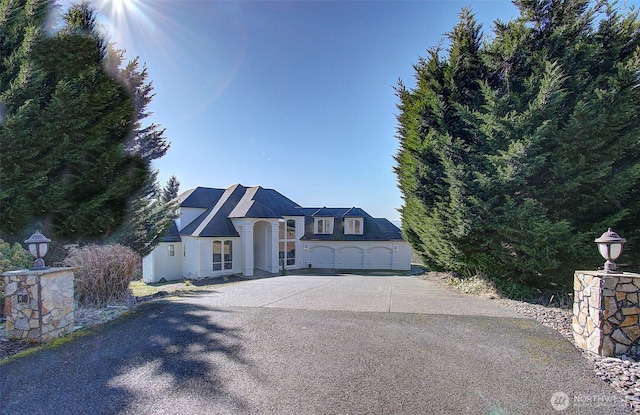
312;207;335;234
343;207;364;235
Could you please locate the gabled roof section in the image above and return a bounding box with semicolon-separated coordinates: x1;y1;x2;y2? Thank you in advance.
342;207;367;217
178;187;226;208
180;184;245;238
238;201;280;218
229;186;302;218
311;207;337;217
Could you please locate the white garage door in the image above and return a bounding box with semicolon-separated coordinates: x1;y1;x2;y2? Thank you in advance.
337;247;364;269
309;246;335;268
366;247;393;270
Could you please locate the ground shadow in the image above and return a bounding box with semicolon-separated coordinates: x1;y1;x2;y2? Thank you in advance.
0;296;256;414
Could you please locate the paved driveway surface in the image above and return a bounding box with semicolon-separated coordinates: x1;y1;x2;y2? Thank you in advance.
184;274;523;317
0;274;632;414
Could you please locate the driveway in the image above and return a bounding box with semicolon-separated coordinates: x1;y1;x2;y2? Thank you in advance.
0;274;632;414
180;274;523;317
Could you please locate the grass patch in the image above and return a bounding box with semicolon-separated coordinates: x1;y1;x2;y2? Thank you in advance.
0;328;95;366
128;280;191;297
128;275;249;298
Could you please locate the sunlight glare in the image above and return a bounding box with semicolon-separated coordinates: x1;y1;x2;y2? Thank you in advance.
92;0;249;120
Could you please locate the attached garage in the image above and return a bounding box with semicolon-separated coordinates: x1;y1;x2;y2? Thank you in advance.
309;246;335;268
337;247;364;269
365;247;393;270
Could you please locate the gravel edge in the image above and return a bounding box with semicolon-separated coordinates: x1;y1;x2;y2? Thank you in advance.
495;297;640;413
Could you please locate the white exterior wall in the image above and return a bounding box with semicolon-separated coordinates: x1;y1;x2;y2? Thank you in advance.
181;236;243;279
392;241;412;271
181;236;200;279
303;240;411;271
142;242;183;283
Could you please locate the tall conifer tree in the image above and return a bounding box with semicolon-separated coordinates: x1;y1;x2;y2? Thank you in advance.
396;0;640;287
0;1;149;246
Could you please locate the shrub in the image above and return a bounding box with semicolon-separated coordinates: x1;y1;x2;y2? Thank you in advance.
62;244;140;307
446;272;500;298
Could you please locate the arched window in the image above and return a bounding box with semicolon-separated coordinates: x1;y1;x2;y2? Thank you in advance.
314;218;334;234
345;218;363;235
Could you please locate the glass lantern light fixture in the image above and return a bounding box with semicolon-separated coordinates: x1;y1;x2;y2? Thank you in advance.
24;231;51;270
594;228;626;273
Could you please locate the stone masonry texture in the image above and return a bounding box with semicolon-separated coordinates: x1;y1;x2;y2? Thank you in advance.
573;271;640;356
3;268;75;343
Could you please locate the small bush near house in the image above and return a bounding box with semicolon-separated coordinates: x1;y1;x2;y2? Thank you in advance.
0;240;33;318
62;244;139;307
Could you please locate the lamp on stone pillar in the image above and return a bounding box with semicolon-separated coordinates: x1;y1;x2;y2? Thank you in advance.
594;228;626;273
24;231;51;270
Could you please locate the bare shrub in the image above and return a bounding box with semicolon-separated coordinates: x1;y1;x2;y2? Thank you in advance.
62;244;140;307
446;271;501;299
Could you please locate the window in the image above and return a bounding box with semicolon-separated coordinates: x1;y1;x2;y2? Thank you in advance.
345;218;363;235
314;218;333;234
213;240;233;271
168;245;175;256
223;241;232;270
279;219;296;266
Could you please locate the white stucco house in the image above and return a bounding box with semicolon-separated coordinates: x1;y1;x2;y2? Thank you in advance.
142;184;411;283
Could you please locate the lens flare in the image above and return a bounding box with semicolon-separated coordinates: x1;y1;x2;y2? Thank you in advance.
91;0;248;121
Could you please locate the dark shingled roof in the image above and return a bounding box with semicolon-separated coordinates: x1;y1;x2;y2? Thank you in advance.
229;186;301;218
311;207;337;217
342;207;367;217
159;221;181;243
300;208;403;241
159;184;404;242
179;187;225;208
180;184;245;237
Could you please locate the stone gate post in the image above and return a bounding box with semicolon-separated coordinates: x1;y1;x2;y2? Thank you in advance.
3;267;76;343
573;271;640;356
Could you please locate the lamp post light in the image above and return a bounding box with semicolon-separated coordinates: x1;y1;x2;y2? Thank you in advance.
594;228;626;273
24;231;51;270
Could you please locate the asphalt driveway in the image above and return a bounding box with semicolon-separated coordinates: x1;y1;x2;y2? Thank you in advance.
0;274;633;414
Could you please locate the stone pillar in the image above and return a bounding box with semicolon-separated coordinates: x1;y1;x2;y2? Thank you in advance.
572;271;640;356
3;267;76;343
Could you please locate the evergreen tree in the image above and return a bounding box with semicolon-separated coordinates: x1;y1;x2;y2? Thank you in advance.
105;49;169;164
112;171;176;256
104;47;173;255
0;1;149;246
161;175;180;203
395;0;640;288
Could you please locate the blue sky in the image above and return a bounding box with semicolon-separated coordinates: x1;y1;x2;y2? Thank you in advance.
85;0;525;222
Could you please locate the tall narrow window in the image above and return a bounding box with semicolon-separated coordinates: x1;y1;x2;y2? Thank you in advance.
279;219;297;266
287;241;295;265
287;219;295;239
223;241;232;270
168;244;175;256
213;241;222;271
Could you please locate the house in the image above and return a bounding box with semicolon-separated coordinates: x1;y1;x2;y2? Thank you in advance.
142;184;411;283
